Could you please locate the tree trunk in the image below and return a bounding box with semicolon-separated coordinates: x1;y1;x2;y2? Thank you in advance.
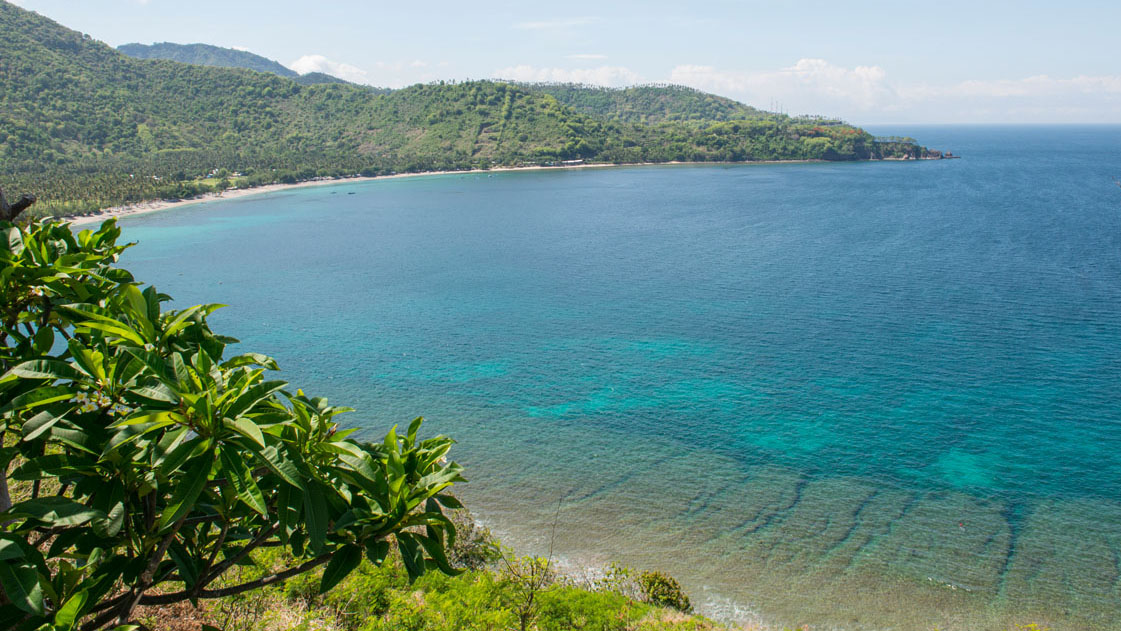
0;188;37;221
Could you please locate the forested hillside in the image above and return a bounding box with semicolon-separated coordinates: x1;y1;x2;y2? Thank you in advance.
516;83;768;123
0;1;932;217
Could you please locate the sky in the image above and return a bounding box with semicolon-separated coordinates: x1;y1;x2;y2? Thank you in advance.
9;0;1121;124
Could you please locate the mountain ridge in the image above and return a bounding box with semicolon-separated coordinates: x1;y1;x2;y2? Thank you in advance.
117;41;299;77
116;41;370;88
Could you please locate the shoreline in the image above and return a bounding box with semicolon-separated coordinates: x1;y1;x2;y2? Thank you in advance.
66;159;851;226
68;163;640;226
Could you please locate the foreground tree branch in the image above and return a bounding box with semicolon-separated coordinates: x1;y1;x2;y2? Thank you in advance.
0;187;36;221
0;216;467;631
140;552;335;607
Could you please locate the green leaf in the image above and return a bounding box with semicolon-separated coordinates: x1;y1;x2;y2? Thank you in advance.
5;360;84;382
53;590;88;630
159;455;213;531
168;543;200;590
434;494;463;509
0;385;72;416
66;344;106;381
406;416;423;447
105;418;176;454
225;417;265;449
223;380;286;421
31;327;54;355
219;450;267;516
364;539;390;566
128;384;178;403
91;483;126;539
258;444;305;491
110;410;180;428
0;539;25;562
20;410;64;441
122;286;154;337
277;484;299;543
383;425;398;453
303;487;328;554
4;497;104;527
10;454;95;480
319;545;362;594
5;225;23;254
221;352;279;371
163;304;223;339
0;561;44;615
396;533;426;583
77;320;149;345
49;425;98;455
156;435;206;478
415;532;462;576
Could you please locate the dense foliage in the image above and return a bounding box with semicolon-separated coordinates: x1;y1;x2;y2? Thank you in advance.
116;43;299;78
0;209;465;630
132;546;723;631
514;83;768;123
292;72;361;87
0;1;932;217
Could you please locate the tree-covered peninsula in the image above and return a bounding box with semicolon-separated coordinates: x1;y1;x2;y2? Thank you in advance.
0;1;933;218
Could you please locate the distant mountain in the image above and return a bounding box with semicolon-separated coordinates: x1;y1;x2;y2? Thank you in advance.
117;42;298;77
0;1;932;217
117;41;384;92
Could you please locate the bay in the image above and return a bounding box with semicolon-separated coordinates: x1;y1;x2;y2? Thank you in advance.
116;125;1121;630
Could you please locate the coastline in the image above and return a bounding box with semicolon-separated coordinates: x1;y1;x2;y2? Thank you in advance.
66;160;834;226
67;163;625;226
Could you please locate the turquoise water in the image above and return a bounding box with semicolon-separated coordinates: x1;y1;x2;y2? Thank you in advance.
117;126;1121;630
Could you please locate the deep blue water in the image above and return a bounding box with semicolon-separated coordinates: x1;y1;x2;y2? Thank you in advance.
115;126;1121;630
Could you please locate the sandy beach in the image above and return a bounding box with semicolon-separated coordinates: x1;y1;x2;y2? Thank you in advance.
66;163;638;227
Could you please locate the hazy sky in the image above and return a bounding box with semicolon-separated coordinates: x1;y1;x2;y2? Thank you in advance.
10;0;1121;124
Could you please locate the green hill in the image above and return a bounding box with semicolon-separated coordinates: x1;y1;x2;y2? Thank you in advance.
0;1;933;217
294;71;370;88
117;41;299;77
516;83;770;123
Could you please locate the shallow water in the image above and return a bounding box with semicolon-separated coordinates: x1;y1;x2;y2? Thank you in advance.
117;125;1121;630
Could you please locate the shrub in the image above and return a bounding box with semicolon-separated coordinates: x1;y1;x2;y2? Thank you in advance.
637;571;693;613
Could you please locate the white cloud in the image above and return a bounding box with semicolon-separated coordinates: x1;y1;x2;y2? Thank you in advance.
495;64;640;87
289;54;369;84
231;46;251;52
666;59;1121;122
357;60;444;88
898;74;1121;123
514;17;597;30
670;59;896;113
939;74;1121;98
566;54;608;61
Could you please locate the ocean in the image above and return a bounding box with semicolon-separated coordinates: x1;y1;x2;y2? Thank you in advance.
115;125;1121;630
